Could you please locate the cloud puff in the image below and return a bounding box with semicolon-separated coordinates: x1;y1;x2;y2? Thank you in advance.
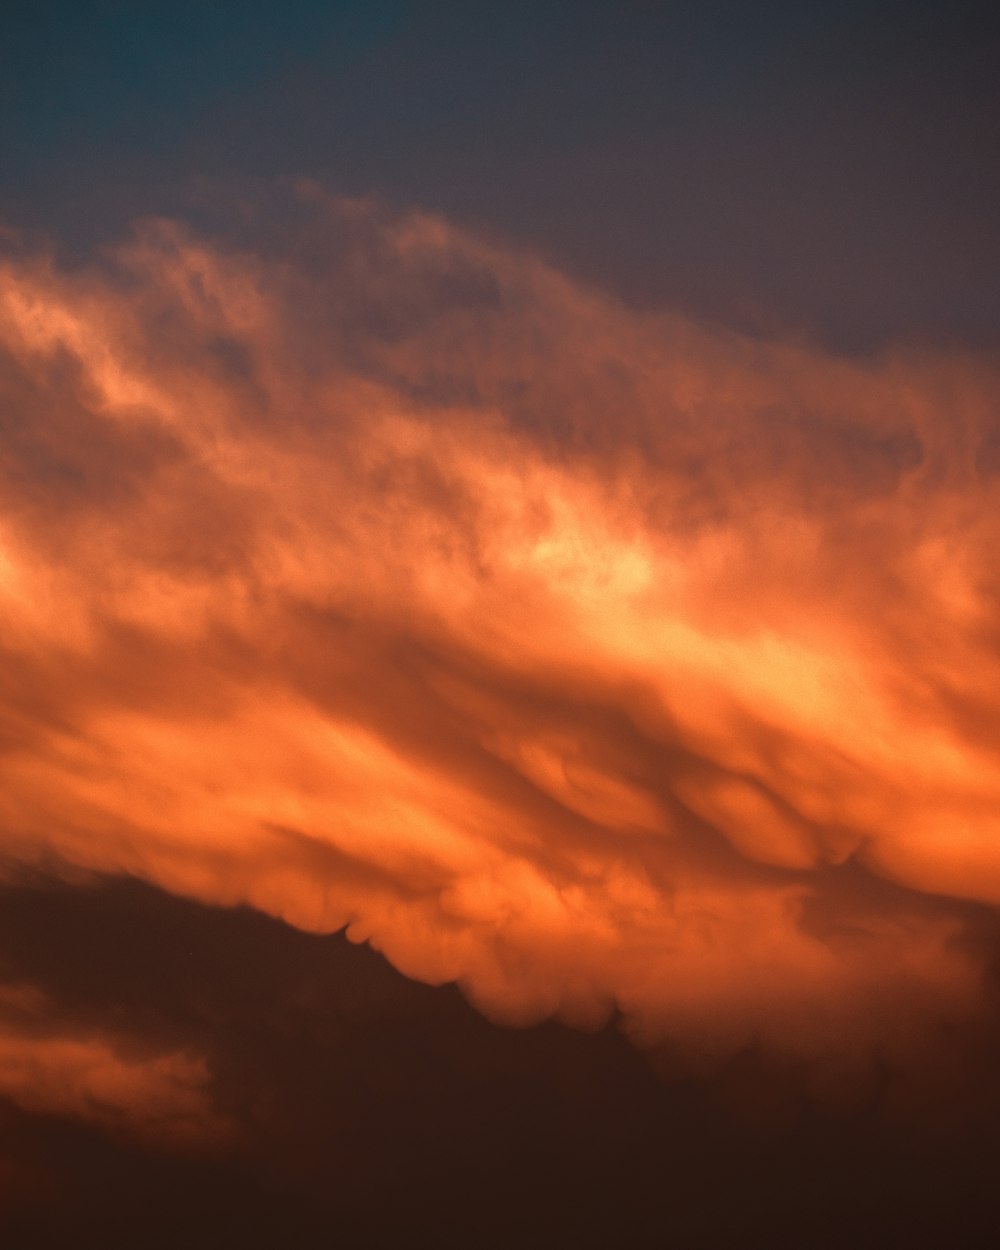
1;188;999;1095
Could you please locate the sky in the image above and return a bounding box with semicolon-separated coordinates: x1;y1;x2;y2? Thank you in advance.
1;3;1000;1246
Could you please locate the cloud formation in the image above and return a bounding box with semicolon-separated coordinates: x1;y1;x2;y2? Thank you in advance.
0;979;225;1147
1;188;999;1111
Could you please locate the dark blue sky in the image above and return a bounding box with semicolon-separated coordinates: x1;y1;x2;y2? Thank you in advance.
3;0;998;349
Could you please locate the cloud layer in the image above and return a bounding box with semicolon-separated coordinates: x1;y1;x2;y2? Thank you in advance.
2;189;999;1111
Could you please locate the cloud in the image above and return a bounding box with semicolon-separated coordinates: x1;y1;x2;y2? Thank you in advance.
0;979;227;1148
1;187;999;1098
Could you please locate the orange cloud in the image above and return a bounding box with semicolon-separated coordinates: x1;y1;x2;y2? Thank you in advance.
0;982;228;1147
1;190;999;1099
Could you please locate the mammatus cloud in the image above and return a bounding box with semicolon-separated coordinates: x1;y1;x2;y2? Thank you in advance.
1;188;999;1127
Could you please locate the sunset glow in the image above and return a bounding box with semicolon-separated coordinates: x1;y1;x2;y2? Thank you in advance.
2;197;998;1111
3;9;999;1240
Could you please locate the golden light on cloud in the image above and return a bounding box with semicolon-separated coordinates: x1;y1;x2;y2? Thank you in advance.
2;191;999;1112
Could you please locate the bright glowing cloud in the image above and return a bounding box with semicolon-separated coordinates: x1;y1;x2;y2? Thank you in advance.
1;190;999;1113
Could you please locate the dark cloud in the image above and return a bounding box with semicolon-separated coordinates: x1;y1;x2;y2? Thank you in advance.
2;870;999;1249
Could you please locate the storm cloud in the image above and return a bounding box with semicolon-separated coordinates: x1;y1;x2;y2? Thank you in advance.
2;189;1000;1129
